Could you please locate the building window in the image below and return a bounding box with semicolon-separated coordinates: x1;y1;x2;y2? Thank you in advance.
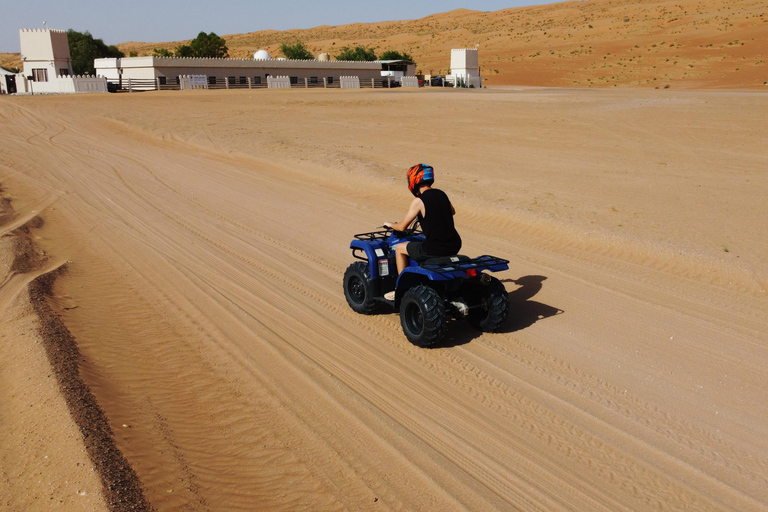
32;69;48;82
59;68;69;77
208;76;217;85
327;76;334;84
310;76;318;84
253;76;262;84
158;76;167;85
290;76;298;84
228;76;235;85
239;76;246;84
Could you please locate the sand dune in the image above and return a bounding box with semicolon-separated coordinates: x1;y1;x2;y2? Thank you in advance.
122;0;768;89
1;88;767;511
3;0;767;89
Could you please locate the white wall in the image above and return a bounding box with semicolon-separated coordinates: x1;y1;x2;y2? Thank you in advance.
451;49;478;71
340;76;361;89
20;29;73;79
267;76;291;88
13;75;107;94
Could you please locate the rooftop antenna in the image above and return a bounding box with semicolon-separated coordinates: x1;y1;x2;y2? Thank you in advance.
43;21;47;30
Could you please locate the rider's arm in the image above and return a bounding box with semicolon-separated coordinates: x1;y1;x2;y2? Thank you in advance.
384;197;424;231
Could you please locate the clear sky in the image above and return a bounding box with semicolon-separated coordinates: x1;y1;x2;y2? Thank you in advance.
2;0;553;54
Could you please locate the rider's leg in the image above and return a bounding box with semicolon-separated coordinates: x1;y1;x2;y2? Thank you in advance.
395;242;409;275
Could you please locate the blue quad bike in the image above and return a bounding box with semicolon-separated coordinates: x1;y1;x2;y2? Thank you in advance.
343;224;510;347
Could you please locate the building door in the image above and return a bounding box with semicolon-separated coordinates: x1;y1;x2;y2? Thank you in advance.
6;75;16;94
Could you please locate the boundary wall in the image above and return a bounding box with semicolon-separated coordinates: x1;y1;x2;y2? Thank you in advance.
340;76;360;89
12;75;107;94
267;76;291;88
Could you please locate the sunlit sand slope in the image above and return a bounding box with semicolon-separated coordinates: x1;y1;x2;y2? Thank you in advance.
1;88;767;511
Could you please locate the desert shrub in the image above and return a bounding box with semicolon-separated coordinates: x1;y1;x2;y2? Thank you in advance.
280;42;314;60
335;45;377;61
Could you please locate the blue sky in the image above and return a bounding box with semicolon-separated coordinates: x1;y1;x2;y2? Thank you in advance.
2;0;553;53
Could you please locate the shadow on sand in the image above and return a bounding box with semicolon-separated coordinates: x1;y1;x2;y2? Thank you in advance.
439;275;564;348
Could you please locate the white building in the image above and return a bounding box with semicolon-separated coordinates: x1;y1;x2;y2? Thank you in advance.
20;28;72;81
94;53;416;90
11;28;107;94
447;48;481;88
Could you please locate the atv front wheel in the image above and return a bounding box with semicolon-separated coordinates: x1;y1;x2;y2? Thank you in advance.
400;285;447;347
466;276;509;332
344;261;377;314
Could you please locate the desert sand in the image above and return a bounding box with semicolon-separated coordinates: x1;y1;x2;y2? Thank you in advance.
1;87;768;511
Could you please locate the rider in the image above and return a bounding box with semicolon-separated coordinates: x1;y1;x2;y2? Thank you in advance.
384;164;462;278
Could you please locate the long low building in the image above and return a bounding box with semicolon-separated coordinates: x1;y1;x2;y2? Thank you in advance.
95;54;415;89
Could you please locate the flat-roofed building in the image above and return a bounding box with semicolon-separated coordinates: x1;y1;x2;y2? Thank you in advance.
95;53;415;90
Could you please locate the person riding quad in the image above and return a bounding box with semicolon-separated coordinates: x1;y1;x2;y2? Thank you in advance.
384;164;462;279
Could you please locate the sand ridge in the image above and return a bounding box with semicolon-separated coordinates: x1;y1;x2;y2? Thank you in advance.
1;88;767;510
0;199;150;510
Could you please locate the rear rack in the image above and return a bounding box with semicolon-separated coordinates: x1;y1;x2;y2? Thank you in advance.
353;230;391;241
354;228;423;241
420;255;509;273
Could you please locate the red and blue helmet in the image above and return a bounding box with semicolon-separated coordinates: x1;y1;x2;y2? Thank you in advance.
406;164;434;196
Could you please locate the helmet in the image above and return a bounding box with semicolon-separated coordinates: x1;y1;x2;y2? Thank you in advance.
406;164;434;197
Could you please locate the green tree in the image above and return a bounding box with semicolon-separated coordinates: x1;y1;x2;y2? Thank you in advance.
379;50;413;62
280;41;313;60
153;48;173;57
188;31;228;58
66;29;124;75
174;44;194;58
335;45;377;61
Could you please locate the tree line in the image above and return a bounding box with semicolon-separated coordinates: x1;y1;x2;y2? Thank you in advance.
280;42;411;62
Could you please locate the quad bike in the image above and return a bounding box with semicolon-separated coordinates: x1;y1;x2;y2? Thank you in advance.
343;223;510;347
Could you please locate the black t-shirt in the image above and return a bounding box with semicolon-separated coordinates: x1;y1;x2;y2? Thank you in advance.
418;188;462;256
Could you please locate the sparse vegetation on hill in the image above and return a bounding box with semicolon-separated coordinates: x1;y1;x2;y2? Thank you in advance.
335;45;377;61
280;41;314;60
380;50;413;61
2;0;766;88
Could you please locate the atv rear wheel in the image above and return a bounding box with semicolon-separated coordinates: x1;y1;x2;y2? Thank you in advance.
400;285;447;347
344;261;377;314
466;276;509;332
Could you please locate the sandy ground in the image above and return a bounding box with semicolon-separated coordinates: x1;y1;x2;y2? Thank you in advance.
1;87;767;511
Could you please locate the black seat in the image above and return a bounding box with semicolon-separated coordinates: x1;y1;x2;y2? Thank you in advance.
421;254;470;266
